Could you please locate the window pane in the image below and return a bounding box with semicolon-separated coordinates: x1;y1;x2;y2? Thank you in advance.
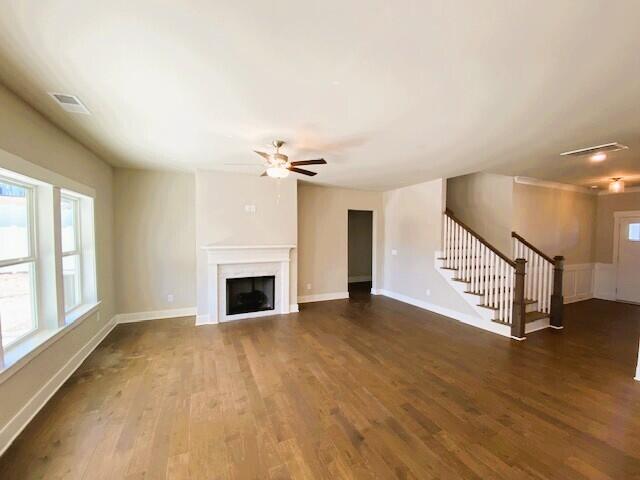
629;223;640;241
0;181;29;261
0;262;36;347
63;254;82;312
61;196;77;253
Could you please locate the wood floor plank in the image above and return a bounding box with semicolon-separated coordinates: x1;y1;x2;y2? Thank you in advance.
1;291;640;479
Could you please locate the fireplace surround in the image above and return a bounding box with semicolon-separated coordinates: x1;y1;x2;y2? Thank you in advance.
199;245;295;324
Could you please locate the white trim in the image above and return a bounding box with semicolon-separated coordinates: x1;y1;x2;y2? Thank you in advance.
289;303;299;313
612;210;640;269
201;244;296;251
593;263;617;300
514;176;594;195
115;307;197;324
612;211;640;303
195;314;210;326
0;314;117;457
598;186;640;196
348;275;372;283
0;302;101;384
562;263;594;304
376;289;512;338
298;292;349;303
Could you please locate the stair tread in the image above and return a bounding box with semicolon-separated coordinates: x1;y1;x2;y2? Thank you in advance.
491;311;549;326
525;311;549;323
466;292;536;304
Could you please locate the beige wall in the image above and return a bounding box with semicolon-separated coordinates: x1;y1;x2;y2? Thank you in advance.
595;191;640;263
446;173;514;253
196;171;297;314
513;183;597;264
298;184;383;297
0;83;114;432
114;169;196;313
348;210;373;281
383;179;476;315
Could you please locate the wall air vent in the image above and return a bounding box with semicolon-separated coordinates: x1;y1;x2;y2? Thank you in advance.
48;92;90;114
560;142;628;157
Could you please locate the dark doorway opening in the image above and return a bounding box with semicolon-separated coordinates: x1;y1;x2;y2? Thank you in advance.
348;210;373;298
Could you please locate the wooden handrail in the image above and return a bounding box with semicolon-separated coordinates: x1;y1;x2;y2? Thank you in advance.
511;231;555;264
444;209;516;267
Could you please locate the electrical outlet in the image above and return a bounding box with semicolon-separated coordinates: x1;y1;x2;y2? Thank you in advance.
425;289;431;296
306;283;312;290
167;294;174;303
244;204;256;214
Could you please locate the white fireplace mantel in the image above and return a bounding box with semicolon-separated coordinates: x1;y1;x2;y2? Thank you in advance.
198;245;295;325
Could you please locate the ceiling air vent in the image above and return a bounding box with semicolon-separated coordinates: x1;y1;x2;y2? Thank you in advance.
560;142;628;157
48;92;90;114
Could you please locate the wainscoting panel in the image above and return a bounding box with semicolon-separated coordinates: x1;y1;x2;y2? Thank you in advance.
594;263;617;301
563;263;594;304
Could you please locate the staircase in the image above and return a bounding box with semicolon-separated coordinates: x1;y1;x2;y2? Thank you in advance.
437;209;564;340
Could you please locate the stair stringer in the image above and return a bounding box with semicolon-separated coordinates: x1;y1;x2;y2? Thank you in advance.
434;252;511;338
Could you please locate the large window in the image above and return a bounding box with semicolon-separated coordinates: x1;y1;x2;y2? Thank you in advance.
0;179;37;347
0;162;97;367
61;194;82;312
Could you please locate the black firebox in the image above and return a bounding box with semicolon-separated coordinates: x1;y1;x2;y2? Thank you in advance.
226;276;275;315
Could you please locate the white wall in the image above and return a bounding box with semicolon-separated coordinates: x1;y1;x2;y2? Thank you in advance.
0;82;115;449
446;173;514;253
297;184;383;300
195;170;297;317
114;169;196;314
382;178;476;316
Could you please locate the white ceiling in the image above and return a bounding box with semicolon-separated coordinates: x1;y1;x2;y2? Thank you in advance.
0;0;639;190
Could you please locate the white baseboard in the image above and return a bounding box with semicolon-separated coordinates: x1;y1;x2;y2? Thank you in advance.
0;315;118;457
195;314;211;326
371;288;382;295
115;307;197;324
298;292;350;304
290;303;299;313
348;275;372;283
377;289;511;338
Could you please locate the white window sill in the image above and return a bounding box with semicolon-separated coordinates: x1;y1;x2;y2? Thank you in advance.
0;301;102;385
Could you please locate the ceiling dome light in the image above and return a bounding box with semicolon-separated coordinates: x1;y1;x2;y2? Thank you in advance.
590;152;607;162
608;177;625;193
266;165;290;179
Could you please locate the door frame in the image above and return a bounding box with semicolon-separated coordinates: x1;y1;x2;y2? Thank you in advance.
346;209;377;293
613;210;640;302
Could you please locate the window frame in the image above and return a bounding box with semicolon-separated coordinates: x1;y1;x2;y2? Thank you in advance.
0;175;39;348
60;192;83;314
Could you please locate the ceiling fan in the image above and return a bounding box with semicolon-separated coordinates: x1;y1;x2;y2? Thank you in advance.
251;140;327;178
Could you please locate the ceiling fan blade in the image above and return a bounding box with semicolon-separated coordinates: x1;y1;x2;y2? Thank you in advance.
254;150;271;160
290;159;327;166
260;171;268;177
288;167;317;176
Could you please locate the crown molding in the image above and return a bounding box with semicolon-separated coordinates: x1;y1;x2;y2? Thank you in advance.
513;176;594;195
597;185;640;196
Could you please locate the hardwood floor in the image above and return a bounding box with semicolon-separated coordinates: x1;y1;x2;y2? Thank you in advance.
1;296;640;479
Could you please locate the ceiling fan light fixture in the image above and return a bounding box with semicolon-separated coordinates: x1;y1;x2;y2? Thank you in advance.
266;165;290;179
608;177;625;193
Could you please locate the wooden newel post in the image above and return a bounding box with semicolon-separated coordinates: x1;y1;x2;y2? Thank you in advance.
550;256;565;328
511;258;526;339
